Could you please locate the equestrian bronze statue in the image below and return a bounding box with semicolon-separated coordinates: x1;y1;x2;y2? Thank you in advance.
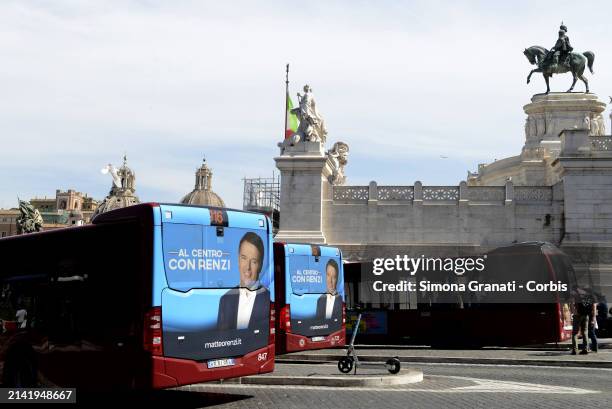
524;23;595;94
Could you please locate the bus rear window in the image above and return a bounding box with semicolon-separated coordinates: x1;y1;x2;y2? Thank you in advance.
288;255;341;295
162;223;270;291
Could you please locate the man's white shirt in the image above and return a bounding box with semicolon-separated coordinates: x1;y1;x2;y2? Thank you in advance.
15;309;27;329
236;288;257;329
325;293;336;319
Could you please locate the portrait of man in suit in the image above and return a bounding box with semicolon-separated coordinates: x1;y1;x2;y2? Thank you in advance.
315;259;342;322
217;232;270;331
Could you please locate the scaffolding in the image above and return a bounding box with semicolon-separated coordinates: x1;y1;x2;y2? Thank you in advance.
242;173;280;233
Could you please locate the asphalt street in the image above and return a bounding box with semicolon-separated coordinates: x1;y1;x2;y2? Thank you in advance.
74;362;612;408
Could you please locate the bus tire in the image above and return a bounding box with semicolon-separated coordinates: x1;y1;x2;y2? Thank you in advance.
3;346;38;387
386;358;401;374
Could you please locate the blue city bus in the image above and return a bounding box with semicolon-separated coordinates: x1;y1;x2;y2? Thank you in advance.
274;243;345;353
0;203;275;388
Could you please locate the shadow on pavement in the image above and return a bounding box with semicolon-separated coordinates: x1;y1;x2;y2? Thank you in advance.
75;389;252;408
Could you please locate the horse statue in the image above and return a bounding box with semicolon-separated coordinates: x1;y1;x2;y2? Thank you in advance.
524;46;595;94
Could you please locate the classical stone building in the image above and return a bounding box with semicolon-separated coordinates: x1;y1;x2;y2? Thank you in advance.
0;209;19;238
274;92;612;301
30;189;98;225
180;159;225;207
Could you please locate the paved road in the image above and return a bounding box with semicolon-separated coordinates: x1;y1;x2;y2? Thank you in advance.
75;363;612;408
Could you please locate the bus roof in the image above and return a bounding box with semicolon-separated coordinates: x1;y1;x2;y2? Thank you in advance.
93;202;271;231
0;222;101;244
0;203;271;246
277;243;341;258
487;241;564;257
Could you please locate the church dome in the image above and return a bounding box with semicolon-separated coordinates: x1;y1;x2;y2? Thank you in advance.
180;159;225;207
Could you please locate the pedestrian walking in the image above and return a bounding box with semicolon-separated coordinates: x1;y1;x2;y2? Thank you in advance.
587;302;598;353
571;290;591;355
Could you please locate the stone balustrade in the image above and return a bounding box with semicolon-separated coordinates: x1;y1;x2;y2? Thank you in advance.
332;182;553;204
591;136;612;151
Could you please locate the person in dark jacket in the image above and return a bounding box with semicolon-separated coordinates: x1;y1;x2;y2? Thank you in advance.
571;289;593;355
315;259;342;321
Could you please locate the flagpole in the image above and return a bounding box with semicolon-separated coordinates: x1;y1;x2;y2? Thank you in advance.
284;63;289;139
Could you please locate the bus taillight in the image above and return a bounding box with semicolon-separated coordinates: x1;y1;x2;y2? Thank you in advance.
144;306;163;356
269;303;276;344
280;305;291;333
342;303;346;329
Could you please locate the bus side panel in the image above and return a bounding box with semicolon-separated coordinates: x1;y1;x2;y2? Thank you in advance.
273;243;287;354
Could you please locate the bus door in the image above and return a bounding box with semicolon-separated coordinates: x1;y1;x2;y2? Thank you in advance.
158;206;274;385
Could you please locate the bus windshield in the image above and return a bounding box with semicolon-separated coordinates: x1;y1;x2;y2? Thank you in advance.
288;254;340;295
162;223;272;291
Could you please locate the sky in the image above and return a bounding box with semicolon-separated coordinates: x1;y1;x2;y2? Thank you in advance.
1;0;611;209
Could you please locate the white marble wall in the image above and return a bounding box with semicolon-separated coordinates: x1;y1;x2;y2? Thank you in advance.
322;183;562;256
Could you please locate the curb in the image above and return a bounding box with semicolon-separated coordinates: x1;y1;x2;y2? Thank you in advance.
209;369;423;387
277;354;612;369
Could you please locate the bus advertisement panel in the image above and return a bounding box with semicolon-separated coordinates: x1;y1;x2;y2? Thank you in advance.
154;205;275;387
275;243;345;353
161;210;273;362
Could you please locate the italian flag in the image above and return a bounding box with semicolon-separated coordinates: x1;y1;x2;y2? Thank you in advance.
285;92;299;138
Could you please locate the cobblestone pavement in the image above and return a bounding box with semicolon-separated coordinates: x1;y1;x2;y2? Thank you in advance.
73;362;612;408
168;363;612;409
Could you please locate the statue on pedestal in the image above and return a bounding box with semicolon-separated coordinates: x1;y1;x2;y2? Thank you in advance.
16;199;43;234
524;23;595;94
92;155;140;220
327;142;349;185
101;163;121;189
291;84;328;143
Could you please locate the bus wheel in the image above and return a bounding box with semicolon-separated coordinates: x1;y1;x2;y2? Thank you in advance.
4;348;38;387
386;358;401;374
338;356;354;373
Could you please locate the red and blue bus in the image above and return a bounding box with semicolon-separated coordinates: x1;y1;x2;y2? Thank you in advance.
274;243;345;353
0;203;275;388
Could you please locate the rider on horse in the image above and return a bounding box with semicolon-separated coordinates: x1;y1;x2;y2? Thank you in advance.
546;23;573;69
524;22;594;94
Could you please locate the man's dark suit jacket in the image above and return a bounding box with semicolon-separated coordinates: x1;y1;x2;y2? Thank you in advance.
315;293;342;322
217;286;270;331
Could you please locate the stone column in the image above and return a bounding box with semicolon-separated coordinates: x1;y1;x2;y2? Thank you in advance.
368;181;378;207
559;129;590;155
554;141;612;301
413;181;423;207
504;180;514;206
459;181;468;206
274;141;335;244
